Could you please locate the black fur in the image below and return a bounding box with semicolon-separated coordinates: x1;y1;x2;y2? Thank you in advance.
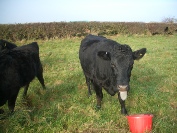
0;39;17;51
79;34;146;114
0;42;46;113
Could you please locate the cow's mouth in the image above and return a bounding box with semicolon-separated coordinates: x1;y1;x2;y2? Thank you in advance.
119;91;127;100
118;85;128;100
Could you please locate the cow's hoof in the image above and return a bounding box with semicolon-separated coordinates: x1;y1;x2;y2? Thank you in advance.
88;94;92;98
95;105;101;111
43;86;46;90
121;108;128;115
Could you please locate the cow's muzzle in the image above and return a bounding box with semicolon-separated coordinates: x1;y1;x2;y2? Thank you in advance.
118;85;128;101
118;85;128;91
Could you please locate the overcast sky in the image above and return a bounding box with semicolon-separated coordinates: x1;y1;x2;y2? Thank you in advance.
0;0;177;24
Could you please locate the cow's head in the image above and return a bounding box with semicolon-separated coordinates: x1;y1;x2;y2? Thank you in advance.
97;44;146;100
0;40;17;51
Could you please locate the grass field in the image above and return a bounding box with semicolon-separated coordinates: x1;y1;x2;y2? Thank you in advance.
0;35;177;133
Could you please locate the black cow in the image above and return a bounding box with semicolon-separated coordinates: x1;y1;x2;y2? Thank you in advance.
0;39;17;51
0;42;46;113
79;34;146;114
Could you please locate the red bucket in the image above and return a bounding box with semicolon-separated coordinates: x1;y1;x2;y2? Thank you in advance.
127;114;153;133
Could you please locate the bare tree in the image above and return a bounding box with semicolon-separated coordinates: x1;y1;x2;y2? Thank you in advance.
162;17;177;23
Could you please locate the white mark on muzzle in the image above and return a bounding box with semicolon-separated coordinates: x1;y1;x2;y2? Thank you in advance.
120;91;127;100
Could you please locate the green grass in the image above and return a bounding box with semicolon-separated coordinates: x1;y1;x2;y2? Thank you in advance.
0;35;177;133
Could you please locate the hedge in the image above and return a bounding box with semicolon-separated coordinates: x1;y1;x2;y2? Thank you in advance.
0;22;177;41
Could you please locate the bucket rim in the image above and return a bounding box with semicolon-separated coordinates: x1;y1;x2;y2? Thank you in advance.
126;114;153;118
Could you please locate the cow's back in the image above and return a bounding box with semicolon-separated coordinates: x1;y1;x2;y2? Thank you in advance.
14;42;41;67
15;42;39;53
80;34;106;49
80;34;118;54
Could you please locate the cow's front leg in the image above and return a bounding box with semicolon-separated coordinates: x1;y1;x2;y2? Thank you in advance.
0;109;4;114
118;92;128;115
93;83;103;109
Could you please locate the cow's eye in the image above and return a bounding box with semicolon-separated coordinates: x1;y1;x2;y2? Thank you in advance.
111;63;115;68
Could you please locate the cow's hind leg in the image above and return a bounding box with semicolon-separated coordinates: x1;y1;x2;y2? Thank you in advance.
85;76;92;96
118;92;128;115
23;84;29;97
37;63;46;89
8;88;20;113
92;83;103;109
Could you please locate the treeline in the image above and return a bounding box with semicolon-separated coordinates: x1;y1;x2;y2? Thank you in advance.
0;22;177;41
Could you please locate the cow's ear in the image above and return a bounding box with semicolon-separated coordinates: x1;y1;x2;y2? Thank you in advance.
133;48;146;60
97;51;111;60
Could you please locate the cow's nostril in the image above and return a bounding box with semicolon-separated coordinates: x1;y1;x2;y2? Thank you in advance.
118;85;128;91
